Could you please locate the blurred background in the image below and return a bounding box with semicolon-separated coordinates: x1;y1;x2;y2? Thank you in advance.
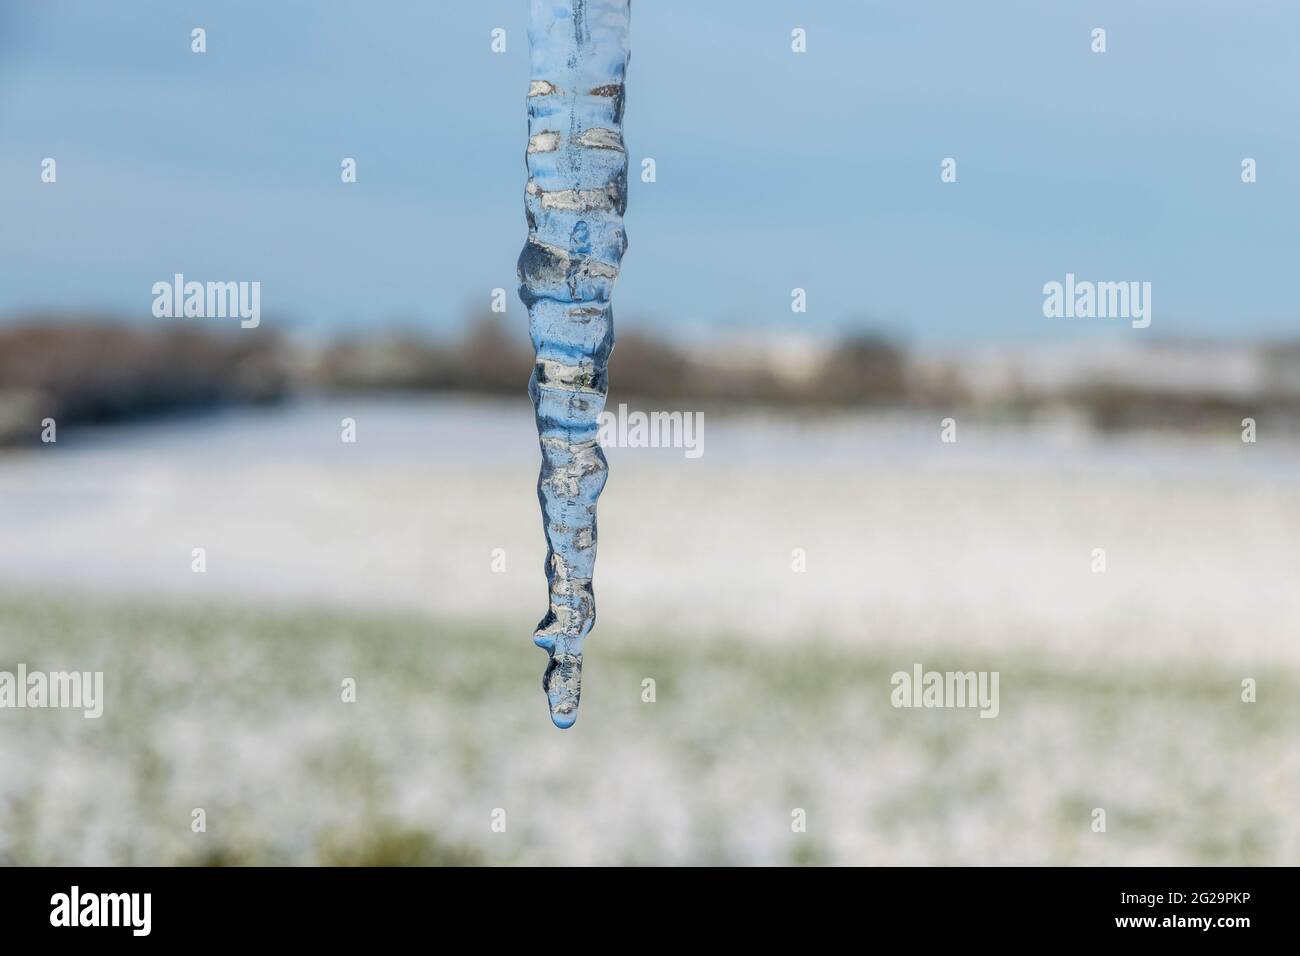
1;0;1298;865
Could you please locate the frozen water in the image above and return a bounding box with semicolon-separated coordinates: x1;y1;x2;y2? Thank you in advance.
518;0;631;727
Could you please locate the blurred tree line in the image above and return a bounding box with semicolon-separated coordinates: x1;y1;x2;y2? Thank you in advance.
2;313;1297;445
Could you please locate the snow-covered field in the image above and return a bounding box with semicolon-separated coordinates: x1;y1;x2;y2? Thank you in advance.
1;398;1297;864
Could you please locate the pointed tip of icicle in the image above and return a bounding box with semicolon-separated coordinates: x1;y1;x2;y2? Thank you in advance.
541;649;583;730
549;706;579;730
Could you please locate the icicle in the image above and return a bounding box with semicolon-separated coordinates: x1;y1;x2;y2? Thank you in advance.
518;0;631;728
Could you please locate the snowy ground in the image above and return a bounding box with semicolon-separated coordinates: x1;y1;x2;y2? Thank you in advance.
3;396;1298;666
1;398;1297;864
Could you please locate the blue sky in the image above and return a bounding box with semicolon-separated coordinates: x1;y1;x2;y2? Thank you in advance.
1;0;1297;344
